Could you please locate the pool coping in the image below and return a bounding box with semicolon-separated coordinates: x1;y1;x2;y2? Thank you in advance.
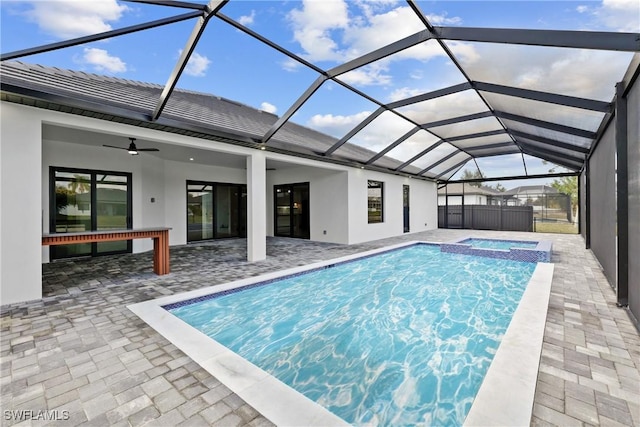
128;240;554;426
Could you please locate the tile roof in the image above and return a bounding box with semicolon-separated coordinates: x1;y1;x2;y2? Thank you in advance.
0;61;420;174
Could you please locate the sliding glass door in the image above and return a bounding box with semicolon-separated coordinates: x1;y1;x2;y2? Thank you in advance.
50;167;132;260
403;184;410;233
96;174;130;254
274;183;310;239
187;181;247;242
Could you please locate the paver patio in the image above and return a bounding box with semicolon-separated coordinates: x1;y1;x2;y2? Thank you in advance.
1;229;639;426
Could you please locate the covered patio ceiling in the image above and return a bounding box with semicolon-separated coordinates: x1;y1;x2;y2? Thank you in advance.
2;0;639;182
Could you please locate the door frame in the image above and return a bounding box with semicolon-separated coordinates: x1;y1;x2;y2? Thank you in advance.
273;182;310;239
403;184;410;233
186;180;247;242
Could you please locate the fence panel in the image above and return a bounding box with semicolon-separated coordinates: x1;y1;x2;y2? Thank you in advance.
438;205;533;232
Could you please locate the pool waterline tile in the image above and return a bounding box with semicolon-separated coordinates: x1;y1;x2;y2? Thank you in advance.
128;240;554;426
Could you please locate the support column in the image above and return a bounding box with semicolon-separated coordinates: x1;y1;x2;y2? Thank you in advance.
1;104;43;304
246;151;267;262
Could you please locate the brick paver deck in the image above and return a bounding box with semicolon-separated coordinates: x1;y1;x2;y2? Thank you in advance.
1;229;638;426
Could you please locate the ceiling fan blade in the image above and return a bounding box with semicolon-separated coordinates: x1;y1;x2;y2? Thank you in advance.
103;144;128;150
137;148;160;152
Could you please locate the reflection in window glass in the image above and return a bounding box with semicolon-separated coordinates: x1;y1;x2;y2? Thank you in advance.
368;180;384;223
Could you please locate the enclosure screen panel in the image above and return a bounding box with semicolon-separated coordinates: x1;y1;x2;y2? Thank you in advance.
452;134;513;149
395;90;487;125
481;91;606;132
374;130;441;164
430;116;503;139
588;124;617;289
627;76;640;320
501;119;593;148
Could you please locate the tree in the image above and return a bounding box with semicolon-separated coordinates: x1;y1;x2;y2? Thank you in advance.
55;186;75;213
550;176;578;221
459;169;507;192
460;169;484;187
68;175;90;194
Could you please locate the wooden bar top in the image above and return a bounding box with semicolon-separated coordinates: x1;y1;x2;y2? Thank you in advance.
42;227;171;239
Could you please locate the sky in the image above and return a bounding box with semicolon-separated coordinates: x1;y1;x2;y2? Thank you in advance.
1;0;638;188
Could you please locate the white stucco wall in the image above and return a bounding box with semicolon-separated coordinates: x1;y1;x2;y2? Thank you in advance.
266;166;349;244
348;169;437;244
1;103;43;304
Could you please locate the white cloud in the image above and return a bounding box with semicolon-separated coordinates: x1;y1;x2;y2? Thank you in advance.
596;0;640;31
307;111;371;138
389;86;423;101
281;58;301;72
338;64;392;86
341;6;425;59
79;47;126;73
184;52;211;77
260;102;277;114
287;0;350;62
286;1;468;86
238;10;256;26
345;110;418;153
460;43;632;101
576;5;590;13
426;12;462;26
22;0;128;39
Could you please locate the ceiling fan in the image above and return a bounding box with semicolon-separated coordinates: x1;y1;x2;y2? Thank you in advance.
103;138;159;155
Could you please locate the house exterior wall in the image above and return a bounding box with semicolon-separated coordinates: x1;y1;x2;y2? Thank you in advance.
0;101;440;304
347;170;436;244
266;166;349;244
407;178;437;236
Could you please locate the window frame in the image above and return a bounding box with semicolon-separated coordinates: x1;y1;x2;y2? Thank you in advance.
367;180;384;224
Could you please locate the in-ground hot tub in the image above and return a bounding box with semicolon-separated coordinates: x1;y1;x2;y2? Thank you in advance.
441;237;552;262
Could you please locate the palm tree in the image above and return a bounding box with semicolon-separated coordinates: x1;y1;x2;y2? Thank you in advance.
68;175;90;194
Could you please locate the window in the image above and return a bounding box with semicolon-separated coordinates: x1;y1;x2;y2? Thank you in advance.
368;180;384;223
50;167;132;259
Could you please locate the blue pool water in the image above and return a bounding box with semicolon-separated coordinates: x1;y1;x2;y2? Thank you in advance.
168;244;536;426
462;238;538;250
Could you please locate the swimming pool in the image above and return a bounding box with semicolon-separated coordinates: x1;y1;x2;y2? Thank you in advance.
167;244;534;425
129;241;554;426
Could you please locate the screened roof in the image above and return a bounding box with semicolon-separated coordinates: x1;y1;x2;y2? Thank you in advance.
1;0;638;182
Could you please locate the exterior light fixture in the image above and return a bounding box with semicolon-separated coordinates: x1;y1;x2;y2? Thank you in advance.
260;145;266;151
189;157;194;161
